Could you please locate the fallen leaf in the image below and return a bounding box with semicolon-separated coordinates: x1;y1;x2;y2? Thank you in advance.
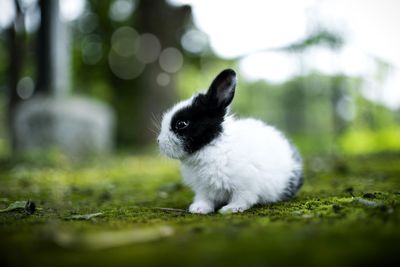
0;200;36;214
64;212;103;220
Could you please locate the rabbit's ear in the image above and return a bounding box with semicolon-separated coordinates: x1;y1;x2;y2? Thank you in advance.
206;69;237;108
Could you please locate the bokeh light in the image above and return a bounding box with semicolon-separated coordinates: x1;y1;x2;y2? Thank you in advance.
59;0;86;22
0;0;16;29
109;0;136;22
181;29;208;54
108;50;144;80
111;26;139;57
136;33;161;64
16;77;35;100
159;47;183;73
156;72;171;87
81;34;103;65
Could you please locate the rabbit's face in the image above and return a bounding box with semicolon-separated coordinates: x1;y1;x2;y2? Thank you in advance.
158;95;226;159
158;69;237;159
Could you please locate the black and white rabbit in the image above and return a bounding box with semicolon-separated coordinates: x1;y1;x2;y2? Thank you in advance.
158;69;303;214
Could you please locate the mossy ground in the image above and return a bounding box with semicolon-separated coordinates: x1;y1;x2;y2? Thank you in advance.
0;152;399;267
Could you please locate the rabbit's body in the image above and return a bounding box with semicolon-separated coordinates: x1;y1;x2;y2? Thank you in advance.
158;69;303;214
181;116;302;213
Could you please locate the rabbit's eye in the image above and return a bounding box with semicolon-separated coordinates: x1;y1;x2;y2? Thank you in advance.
175;120;189;130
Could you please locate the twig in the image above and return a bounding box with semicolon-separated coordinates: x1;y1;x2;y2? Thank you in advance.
153;207;189;213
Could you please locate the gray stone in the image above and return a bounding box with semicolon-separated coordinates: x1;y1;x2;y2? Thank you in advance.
14;95;115;157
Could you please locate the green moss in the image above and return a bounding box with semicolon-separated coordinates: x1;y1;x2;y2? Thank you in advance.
1;153;400;267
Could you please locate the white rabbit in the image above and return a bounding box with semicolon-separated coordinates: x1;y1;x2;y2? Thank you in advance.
158;69;303;214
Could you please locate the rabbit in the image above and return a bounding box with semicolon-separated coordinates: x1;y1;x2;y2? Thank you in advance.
157;69;303;214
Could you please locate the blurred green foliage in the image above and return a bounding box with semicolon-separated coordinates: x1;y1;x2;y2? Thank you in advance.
177;65;400;156
281;29;344;52
340;127;400;154
0;0;399;157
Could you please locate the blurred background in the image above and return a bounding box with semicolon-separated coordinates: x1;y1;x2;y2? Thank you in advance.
0;0;399;160
1;2;400;266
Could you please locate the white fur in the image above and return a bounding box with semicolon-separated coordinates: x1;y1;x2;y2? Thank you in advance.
159;102;302;214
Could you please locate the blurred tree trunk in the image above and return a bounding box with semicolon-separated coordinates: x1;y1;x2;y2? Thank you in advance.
7;0;24;152
112;0;191;146
35;0;53;95
36;0;70;96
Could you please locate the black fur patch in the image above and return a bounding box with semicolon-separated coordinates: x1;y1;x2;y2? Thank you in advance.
280;144;304;200
170;94;227;154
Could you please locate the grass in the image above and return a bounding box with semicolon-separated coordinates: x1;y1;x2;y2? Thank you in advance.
0;152;400;267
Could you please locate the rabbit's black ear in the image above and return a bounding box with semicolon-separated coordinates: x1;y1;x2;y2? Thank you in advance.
206;69;237;108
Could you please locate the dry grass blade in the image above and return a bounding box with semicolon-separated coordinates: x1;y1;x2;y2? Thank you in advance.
153;207;189;213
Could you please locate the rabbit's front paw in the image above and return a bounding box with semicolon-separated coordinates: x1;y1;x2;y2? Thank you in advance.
189;202;214;214
219;204;248;214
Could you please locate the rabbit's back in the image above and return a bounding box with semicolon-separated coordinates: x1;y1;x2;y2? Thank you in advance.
182;117;303;203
